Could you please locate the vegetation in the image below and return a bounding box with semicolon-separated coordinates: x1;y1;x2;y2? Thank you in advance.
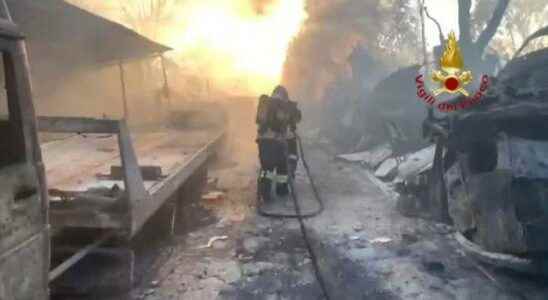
475;0;548;59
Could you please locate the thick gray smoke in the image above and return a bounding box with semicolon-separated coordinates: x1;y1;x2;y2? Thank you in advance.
283;0;418;103
282;0;419;151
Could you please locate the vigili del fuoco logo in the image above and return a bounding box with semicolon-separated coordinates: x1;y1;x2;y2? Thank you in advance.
415;32;490;112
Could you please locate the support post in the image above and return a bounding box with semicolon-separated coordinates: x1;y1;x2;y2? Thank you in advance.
207;79;211;102
118;61;129;120
160;55;171;113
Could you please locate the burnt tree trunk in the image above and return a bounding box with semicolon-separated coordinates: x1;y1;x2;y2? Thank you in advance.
457;0;510;74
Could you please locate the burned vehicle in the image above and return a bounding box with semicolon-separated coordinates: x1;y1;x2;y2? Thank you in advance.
0;2;50;299
425;29;548;273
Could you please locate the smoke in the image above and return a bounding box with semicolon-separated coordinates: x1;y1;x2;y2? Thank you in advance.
65;0;306;98
284;3;356;103
282;0;419;102
281;0;420;150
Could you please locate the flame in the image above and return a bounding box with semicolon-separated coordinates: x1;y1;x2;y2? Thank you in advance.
440;32;464;71
164;0;307;94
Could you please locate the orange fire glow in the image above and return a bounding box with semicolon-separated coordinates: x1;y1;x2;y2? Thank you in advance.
165;0;307;94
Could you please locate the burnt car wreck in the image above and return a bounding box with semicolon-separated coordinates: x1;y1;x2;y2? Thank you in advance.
423;31;548;273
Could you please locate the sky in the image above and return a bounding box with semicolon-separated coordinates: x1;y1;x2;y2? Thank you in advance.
423;0;460;47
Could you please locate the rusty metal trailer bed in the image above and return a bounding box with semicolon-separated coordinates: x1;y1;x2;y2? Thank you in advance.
38;116;224;291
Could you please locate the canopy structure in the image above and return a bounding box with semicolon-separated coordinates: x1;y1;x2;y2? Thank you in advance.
6;0;171;69
5;0;173;120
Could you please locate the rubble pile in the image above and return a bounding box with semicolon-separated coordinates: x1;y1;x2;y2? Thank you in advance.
337;143;437;220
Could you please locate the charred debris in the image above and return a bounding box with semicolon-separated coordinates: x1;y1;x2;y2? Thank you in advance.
335;29;548;273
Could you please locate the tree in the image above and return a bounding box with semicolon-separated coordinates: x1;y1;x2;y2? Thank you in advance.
119;0;182;41
502;0;548;56
377;0;421;63
67;0;182;43
457;0;510;73
472;0;548;59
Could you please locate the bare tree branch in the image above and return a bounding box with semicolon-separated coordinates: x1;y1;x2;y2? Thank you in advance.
458;0;473;45
418;0;428;66
424;6;445;45
476;0;510;53
509;28;517;52
513;24;548;59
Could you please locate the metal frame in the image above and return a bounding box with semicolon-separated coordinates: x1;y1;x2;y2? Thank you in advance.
134;130;223;236
38;116;224;236
38;117;137;231
38;116;223;285
115;53;170;123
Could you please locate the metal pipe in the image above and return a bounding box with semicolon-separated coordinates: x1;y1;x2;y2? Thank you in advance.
49;232;115;281
160;55;171;113
118;61;129;120
0;230;43;262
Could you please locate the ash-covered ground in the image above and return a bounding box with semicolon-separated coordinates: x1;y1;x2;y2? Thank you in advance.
131;100;548;300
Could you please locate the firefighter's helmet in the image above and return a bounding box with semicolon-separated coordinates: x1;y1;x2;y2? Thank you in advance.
271;85;289;101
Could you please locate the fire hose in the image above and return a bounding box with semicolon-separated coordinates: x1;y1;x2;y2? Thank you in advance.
257;134;324;218
256;133;330;300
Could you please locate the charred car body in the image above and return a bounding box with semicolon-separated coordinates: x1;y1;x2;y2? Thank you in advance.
425;30;548;273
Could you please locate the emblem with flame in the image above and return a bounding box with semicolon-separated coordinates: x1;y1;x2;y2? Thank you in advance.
432;32;472;97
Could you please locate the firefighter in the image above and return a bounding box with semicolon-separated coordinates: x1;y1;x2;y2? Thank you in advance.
256;85;301;201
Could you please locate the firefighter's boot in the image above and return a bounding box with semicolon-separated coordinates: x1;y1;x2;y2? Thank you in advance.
258;171;272;202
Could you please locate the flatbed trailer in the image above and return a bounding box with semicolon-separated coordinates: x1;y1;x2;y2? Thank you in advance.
38;117;224;294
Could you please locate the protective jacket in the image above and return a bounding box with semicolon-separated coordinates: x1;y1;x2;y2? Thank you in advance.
256;95;301;140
